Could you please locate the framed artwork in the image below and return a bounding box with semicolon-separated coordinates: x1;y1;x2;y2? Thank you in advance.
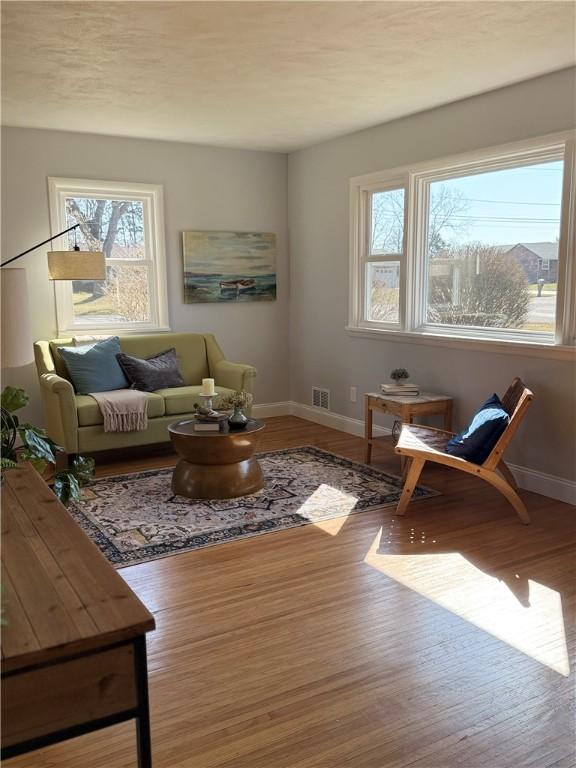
182;230;277;303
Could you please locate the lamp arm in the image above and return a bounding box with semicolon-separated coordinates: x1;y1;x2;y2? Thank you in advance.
0;224;80;268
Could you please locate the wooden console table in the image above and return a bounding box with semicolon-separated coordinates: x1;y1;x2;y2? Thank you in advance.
364;391;453;465
1;465;155;767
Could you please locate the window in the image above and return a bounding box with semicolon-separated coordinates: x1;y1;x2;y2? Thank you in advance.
364;186;405;325
48;178;169;334
349;133;575;350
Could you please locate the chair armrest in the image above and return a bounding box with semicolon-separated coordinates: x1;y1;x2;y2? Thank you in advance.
213;360;257;393
39;373;79;454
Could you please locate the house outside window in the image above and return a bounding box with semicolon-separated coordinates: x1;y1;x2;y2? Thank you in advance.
349;133;575;350
48;178;169;335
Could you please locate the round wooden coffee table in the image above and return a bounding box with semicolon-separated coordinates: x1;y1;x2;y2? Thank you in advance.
168;419;266;500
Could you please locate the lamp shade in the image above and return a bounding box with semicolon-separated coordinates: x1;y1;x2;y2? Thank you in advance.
1;268;34;368
47;250;106;280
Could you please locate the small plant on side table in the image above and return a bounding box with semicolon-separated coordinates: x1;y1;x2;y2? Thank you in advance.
390;368;410;384
1;386;95;505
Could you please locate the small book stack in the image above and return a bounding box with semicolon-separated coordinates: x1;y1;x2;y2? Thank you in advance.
193;412;229;432
380;382;420;396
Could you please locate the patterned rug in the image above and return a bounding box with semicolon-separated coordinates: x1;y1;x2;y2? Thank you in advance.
69;446;438;567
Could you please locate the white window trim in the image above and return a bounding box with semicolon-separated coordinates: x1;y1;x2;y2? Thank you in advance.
349;131;576;354
354;179;407;331
48;177;170;335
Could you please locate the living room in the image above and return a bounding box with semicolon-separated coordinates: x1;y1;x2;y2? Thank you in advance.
1;2;575;767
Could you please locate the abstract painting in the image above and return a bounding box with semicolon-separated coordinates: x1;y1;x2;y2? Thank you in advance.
182;230;277;303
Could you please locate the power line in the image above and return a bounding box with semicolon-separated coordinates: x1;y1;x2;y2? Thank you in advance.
460;198;561;206
373;214;559;224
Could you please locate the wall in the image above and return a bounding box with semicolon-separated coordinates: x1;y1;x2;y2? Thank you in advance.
288;68;576;483
1;127;289;423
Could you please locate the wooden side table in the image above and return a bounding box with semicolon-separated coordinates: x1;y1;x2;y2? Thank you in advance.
364;392;453;465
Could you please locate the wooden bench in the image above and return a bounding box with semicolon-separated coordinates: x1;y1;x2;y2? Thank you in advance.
1;464;156;766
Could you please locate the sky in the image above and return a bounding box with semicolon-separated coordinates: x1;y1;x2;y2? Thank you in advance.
433;160;563;247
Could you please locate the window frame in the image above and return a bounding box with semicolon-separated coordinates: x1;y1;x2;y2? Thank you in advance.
48;177;170;335
357;180;407;330
349;131;576;354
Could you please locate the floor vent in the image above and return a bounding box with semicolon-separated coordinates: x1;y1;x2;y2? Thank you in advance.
312;387;330;410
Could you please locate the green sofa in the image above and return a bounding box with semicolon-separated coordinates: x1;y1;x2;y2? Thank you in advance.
34;333;257;455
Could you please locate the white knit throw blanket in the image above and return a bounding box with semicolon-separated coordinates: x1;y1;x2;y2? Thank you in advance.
90;389;148;432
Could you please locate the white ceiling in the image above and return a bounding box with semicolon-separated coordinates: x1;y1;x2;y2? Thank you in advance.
2;1;575;152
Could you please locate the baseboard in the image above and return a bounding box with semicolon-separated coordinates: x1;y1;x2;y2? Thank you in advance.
255;400;574;505
508;463;576;505
251;401;293;419
290;401;391;438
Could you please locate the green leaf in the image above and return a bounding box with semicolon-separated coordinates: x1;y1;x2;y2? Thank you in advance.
18;422;47;437
20;428;56;465
1;386;29;414
0;457;18;470
53;472;81;506
17;449;48;474
71;455;95;486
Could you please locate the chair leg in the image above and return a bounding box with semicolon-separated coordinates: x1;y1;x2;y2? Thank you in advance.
497;460;518;490
395;458;425;517
401;456;412;482
482;469;530;525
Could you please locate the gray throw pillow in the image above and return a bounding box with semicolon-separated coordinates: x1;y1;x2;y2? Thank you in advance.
116;348;185;392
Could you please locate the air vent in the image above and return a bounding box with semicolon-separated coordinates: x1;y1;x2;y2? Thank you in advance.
312;387;330;410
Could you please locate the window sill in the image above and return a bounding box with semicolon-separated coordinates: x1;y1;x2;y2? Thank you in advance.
345;325;576;361
57;325;172;337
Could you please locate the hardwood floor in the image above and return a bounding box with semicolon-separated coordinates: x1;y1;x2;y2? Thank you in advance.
13;416;575;768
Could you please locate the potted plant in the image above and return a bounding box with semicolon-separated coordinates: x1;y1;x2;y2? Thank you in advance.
218;390;253;429
1;386;95;505
390;367;410;385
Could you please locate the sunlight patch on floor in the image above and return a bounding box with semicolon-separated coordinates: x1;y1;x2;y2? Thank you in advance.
297;484;359;535
365;529;570;676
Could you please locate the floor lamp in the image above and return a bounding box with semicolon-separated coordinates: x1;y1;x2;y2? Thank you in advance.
0;223;106;369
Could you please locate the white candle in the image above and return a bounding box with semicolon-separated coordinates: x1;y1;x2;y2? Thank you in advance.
201;378;215;396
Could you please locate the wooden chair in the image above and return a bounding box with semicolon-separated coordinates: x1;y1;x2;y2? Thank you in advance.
394;378;534;524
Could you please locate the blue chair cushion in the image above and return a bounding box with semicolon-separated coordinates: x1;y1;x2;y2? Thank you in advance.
446;394;509;465
58;336;128;394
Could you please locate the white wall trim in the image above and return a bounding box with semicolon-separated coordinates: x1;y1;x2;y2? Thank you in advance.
256;401;575;505
252;401;293;419
508;463;576;506
291;401;391;438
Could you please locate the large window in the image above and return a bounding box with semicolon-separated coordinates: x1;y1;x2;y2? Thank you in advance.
48;178;169;334
349;134;575;350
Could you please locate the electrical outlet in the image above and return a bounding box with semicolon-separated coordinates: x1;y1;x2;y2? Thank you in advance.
350;386;357;403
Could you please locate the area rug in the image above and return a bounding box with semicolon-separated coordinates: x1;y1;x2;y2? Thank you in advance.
69;446;438;567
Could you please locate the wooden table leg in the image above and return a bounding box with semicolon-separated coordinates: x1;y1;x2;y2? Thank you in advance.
364;395;373;464
134;636;153;768
398;405;412;472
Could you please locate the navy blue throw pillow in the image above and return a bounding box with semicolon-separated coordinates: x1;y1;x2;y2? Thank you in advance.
58;336;129;394
445;394;509;465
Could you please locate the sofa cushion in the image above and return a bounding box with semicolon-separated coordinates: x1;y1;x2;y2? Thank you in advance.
156;386;236;416
114;334;210;385
76;392;165;427
117;348;185;392
59;337;129;394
